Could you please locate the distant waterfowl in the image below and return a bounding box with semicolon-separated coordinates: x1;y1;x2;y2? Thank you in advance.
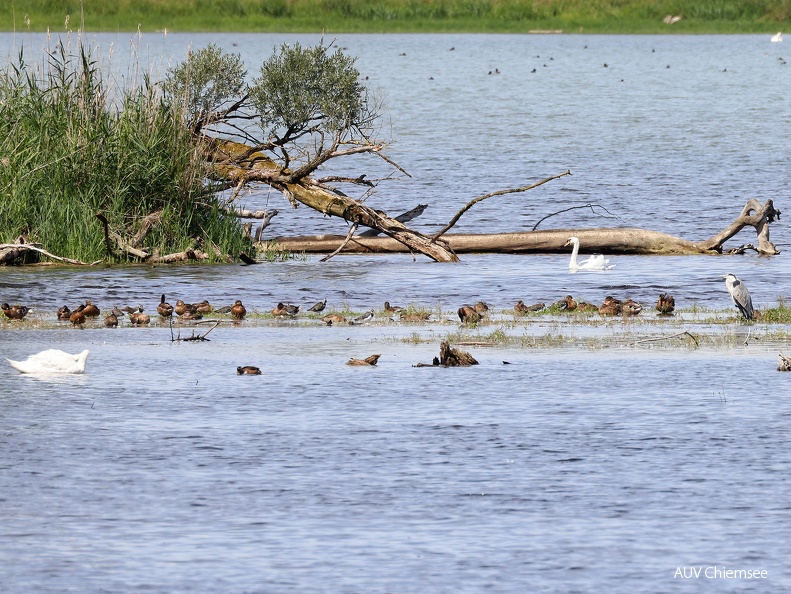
564;237;614;271
237;365;262;375
384;301;403;313
82;300;100;317
272;303;289;317
179;310;203;321
322;313;347;325
656;293;676;315
104;312;118;327
285;304;300;316
473;301;489;314
577;301;599;313
195;300;213;314
515;300;530;314
351;310;374;324
57;305;71;320
458;305;481;324
174;300;196;316
157;294;174;317
7;349;89;374
69;305;86;326
771;32;783;43
129;306;150;325
723;273;754;321
598;296;623;316
622;299;643;316
2;303;30;320
399;311;431;322
230;300;247;320
308;299;327;313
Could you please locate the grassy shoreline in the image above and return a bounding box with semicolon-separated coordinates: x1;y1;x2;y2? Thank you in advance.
2;1;790;34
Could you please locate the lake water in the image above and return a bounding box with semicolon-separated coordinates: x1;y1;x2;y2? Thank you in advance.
2;32;791;593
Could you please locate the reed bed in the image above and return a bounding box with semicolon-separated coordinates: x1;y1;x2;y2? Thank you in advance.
0;35;251;263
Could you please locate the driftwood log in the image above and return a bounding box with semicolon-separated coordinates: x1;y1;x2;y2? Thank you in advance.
266;199;780;257
415;341;479;367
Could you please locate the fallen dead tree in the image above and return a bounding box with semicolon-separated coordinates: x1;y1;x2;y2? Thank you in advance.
264;199;780;257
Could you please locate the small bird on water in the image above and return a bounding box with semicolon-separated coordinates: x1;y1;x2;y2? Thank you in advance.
308;299;327;313
237;365;262;375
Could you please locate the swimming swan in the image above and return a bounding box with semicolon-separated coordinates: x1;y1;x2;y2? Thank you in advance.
564;237;615;271
7;349;89;374
771;32;783;43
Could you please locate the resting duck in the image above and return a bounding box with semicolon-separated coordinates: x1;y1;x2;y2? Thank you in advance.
622;299;643;316
553;295;577;311
69;304;87;326
399;311;431;322
285;304;300;316
458;305;481;324
473;301;489;314
271;303;289;317
2;303;30;320
598;296;623;316
175;300;196;316
179;310;203;321
57;305;72;320
321;313;347;325
195;300;213;314
308;299;327;313
104;312;119;327
231;300;247;320
82;300;100;317
656;293;676;315
129;306;150;325
157;294;174;317
384;301;403;313
237;365;262;375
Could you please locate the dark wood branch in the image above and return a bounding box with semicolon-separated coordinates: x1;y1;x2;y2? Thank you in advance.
95;213;151;260
532;203;623;231
697;199;780;255
432;170;572;241
129;211;162;249
0;242;93;266
320;223;359;262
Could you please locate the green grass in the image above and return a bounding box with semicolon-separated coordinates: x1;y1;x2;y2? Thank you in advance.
2;0;790;33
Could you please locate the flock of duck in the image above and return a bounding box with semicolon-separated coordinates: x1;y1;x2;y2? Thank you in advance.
2;238;758;374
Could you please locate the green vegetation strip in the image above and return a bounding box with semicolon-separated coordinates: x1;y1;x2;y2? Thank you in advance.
2;1;790;33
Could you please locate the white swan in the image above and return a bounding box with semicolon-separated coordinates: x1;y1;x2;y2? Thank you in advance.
564;237;615;271
771;32;783;43
7;349;89;374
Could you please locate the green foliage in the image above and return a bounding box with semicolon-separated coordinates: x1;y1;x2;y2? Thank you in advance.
0;39;251;263
162;43;246;129
250;41;366;135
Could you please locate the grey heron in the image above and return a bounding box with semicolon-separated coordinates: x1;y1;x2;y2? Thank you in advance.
723;273;754;320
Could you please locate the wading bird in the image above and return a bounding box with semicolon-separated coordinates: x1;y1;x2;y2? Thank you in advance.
723;273;754;321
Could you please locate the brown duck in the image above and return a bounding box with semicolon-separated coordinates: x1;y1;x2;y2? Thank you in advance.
231;300;247;320
2;303;30;320
458;305;481;324
82;300;100;317
598;296;623;316
322;313;347;325
104;312;119;327
130;306;150;325
656;293;676;315
57;305;72;320
157;294;174;317
69;304;86;326
237;365;262;375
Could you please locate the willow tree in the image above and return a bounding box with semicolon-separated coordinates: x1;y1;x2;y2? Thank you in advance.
162;41;462;262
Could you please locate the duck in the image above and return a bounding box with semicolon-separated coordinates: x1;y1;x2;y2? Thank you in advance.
384;301;403;313
56;305;72;320
7;349;89;374
230;300;247;320
622;299;643;316
2;303;30;320
308;299;327;313
458;305;481;324
237;365;262;375
104;312;119;327
157;294;174;317
82;300;100;317
399;311;431;322
557;295;577;311
564;237;615;271
577;301;599;312
129;306;150;325
195;300;213;314
598;296;623;316
656;293;676;315
322;313;347;325
473;301;489;314
174;300;196;316
285;304;300;316
179;310;203;321
514;300;531;314
272;302;289;316
69;304;87;326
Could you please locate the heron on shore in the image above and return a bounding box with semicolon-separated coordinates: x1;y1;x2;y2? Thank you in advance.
723;273;754;321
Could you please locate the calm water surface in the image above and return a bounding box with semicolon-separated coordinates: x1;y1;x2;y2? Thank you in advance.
2;32;791;592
